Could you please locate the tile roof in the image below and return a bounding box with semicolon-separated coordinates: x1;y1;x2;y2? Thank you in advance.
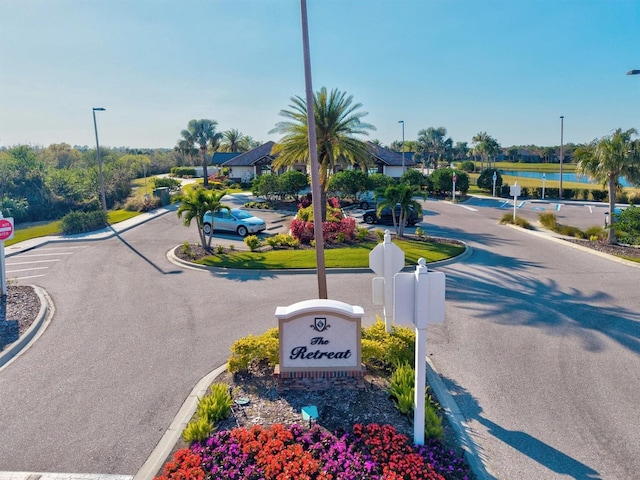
367;142;416;166
222;141;277;166
211;152;241;166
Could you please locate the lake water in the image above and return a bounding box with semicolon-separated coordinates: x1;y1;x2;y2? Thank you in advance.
500;170;631;187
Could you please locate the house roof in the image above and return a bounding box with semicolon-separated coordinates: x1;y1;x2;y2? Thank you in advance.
211;152;241;166
222;141;277;167
367;142;416;167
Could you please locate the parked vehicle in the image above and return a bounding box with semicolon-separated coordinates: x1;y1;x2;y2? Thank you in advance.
203;209;266;237
362;205;422;226
357;191;376;209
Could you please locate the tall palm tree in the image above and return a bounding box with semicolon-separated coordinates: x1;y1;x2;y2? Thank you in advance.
270;86;375;220
179;119;221;187
375;184;424;237
177;186;230;250
472;132;500;170
574;128;640;244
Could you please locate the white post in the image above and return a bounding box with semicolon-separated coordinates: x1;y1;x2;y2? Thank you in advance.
542;173;546;200
0;212;6;296
492;171;497;197
383;231;396;332
452;173;457;201
414;325;427;445
510;182;521;222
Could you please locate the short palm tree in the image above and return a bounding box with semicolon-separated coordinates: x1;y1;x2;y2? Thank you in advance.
177;187;230;250
574;128;640;244
270;86;375;220
179;119;222;187
375;184;424;237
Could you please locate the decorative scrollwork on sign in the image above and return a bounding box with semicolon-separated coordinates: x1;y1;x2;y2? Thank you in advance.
310;317;330;332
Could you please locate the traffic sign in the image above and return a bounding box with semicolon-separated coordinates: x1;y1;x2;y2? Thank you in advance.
0;217;14;241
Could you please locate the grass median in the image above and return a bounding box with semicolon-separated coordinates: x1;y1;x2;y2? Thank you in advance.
194;238;465;269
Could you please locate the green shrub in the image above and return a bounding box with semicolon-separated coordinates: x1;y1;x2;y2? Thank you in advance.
557;225;584;238
615;205;640;245
425;401;444;440
355;227;369;241
60;210;108;234
265;233;300;249
538;212;557;229
124;195;161;212
197;383;232;424
500;213;532;229
153;177;182;192
171;166;197;178
244;235;262;251
227;328;279;373
585;226;606;241
361;319;415;372
389;362;415;415
182;417;213;444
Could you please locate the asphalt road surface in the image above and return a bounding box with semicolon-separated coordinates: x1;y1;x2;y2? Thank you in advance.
1;197;638;479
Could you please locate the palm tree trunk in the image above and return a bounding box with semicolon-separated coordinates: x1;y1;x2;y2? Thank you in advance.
202;149;209;187
607;176;617;244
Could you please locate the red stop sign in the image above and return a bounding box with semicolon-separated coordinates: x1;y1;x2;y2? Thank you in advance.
0;218;14;241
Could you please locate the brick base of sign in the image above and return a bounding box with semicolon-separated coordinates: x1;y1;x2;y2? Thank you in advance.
273;365;367;392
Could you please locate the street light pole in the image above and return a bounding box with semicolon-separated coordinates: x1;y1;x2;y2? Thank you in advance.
93;107;107;211
300;0;327;299
559;115;564;200
398;120;405;173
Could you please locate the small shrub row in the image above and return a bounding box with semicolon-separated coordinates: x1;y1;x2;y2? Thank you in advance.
170;166;196;178
60;210;108;235
182;383;233;444
264;233;300;249
123;195;161;212
538;212;586;238
388;362;443;440
243;201;271;209
499;213;533;229
227;328;280;373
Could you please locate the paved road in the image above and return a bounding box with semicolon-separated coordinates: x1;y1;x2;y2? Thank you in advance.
0;209;380;474
424;199;640;479
1;196;638;479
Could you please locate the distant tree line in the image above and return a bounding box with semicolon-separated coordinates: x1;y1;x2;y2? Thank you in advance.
0;144;192;223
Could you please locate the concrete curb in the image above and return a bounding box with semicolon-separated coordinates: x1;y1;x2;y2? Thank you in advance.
134;364;228;480
0;286;54;371
506;224;640;269
165;240;473;276
425;358;497;480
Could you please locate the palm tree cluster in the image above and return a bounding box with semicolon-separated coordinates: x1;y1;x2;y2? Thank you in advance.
175;120;259;187
575;128;640;244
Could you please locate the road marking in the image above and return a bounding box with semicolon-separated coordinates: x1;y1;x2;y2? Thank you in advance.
13;252;74;257
10;274;46;280
517;201;526;208
7;267;48;273
556;203;562;211
6;259;60;265
588;206;593;213
457;204;478;211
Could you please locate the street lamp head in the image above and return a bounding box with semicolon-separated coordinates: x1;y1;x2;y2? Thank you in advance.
627;69;640;75
560;115;564;119
398;120;404;124
93;107;106;111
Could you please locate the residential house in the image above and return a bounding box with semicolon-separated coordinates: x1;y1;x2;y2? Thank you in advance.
221;140;416;183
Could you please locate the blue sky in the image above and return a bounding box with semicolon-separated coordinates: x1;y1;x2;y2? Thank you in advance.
1;0;639;150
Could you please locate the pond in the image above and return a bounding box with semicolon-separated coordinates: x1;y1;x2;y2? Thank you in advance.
500;170;631;187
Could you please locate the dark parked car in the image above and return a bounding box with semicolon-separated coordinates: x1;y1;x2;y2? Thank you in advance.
362;205;422;226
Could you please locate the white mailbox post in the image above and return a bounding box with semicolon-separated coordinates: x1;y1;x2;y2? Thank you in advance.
394;258;446;446
369;230;405;332
510;181;521;221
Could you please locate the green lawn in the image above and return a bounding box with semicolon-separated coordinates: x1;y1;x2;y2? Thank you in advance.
195;238;465;269
6;209;142;246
